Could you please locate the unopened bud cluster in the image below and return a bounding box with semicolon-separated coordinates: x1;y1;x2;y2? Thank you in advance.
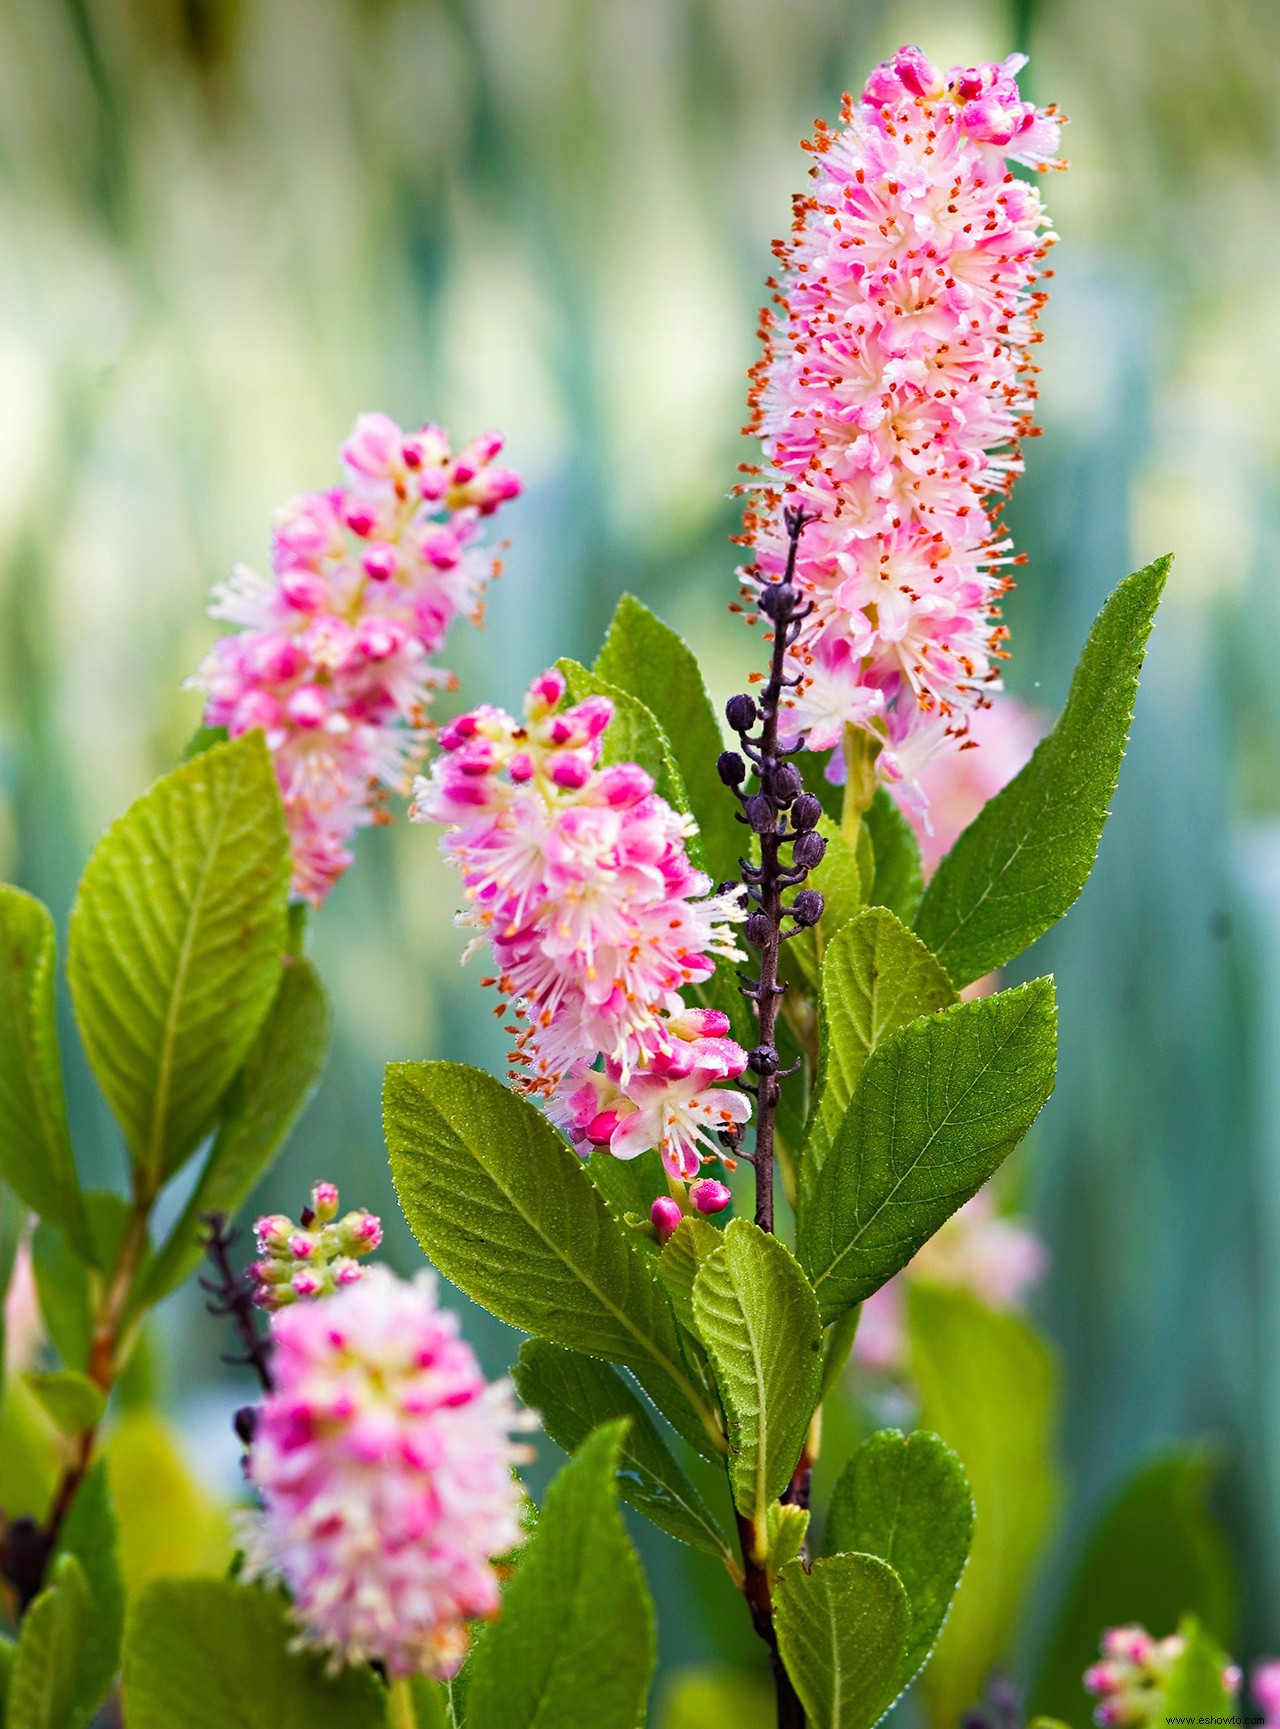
650;1178;733;1243
251;1183;383;1309
1084;1625;1240;1727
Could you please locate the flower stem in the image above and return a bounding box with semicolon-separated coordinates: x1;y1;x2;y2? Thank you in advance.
390;1677;420;1729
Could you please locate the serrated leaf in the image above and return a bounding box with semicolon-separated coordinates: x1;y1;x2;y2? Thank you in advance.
385;1061;725;1460
774;1552;910;1729
466;1421;655;1729
53;1460;125;1718
657;1215;724;1334
67;731;291;1191
764;1502;810;1579
9;1553;91;1729
1162;1617;1233;1720
865;791;924;925
789;817;865;991
23;1370;105;1436
143;955;330;1304
586;1148;668;1229
595;595;741;886
0;888;89;1252
31;1219;91;1369
915;558;1168;987
799;979;1057;1324
1031;1449;1237;1724
692;1219;823;1530
825;1429;974;1691
122;1579;385;1727
800;909;955;1212
514;1339;734;1564
909;1285;1060;1729
560;659;702;865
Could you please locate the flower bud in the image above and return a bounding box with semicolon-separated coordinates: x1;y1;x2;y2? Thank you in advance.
758;582;794;621
650;1197;684;1243
311;1182;340;1222
745;910;772;948
771;763;803;805
748;1044;779;1075
725;693;758;733
690;1179;732;1216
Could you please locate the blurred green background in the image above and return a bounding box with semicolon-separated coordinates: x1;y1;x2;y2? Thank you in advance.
2;0;1279;1707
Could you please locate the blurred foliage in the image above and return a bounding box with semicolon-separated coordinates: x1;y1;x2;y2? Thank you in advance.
1;0;1280;1695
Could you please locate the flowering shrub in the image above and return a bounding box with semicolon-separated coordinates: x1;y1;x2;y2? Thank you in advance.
0;40;1206;1729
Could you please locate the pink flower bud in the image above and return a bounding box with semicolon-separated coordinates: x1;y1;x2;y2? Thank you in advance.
892;44;940;96
285;687;329;730
279;570;329;613
290;1267;324;1299
690;1179;732;1216
255;1215;293;1251
650;1197;684;1243
288;1231;317;1261
667;1007;731;1042
594;763;652;808
311;1182;340;1222
361;544;398;581
526;669;567;716
550;753;591;790
420;526;462;570
342;501;378;539
342;411;404;481
586;1109;624;1147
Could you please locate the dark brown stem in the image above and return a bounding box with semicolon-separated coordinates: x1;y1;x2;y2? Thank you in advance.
737;1515;808;1729
199;1214;274;1394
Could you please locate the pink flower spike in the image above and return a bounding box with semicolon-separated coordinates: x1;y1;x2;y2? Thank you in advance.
650;1197;684;1243
243;1268;532;1678
690;1179;732;1216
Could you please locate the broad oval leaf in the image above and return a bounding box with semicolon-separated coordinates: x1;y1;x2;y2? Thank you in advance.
595;594;741;887
385;1060;724;1458
67;731;290;1192
909;1285;1060;1729
121;1579;385;1727
23;1370;106;1437
143;955;330;1304
692;1218;823;1530
9;1553;90;1729
824;1429;974;1691
774;1552;910;1729
514;1339;734;1565
915;558;1168;987
0;888;88;1251
466;1421;655;1729
800;908;955;1210
798;979;1057;1324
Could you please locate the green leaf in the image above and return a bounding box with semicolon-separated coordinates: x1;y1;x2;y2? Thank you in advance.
764;1502;810;1579
31;1220;91;1369
23;1371;106;1437
466;1421;655;1729
774;1552;910;1729
586;1147;668;1229
122;1579;385;1727
1161;1617;1233;1721
825;1429;974;1691
908;1285;1060;1729
143;955;331;1303
513;1339;734;1564
180;724;229;762
595;595;741;886
67;730;291;1192
9;1553;91;1729
656;1215;724;1334
820;1307;861;1401
560;660;700;862
864;790;924;925
789;817;865;991
799;908;955;1213
404;1679;451;1729
0;1635;14;1716
692;1218;823;1531
799;979;1057;1324
914;558;1168;988
1031;1449;1237;1724
53;1460;125;1719
385;1060;725;1459
0;888;88;1252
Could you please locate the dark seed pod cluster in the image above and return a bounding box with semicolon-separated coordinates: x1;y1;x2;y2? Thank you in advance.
719;505;824;1234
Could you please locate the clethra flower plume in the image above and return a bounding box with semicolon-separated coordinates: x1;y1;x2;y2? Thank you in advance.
1084;1625;1240;1728
250;1182;382;1309
739;46;1062;802
242;1266;532;1678
191;412;521;904
411;670;750;1183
